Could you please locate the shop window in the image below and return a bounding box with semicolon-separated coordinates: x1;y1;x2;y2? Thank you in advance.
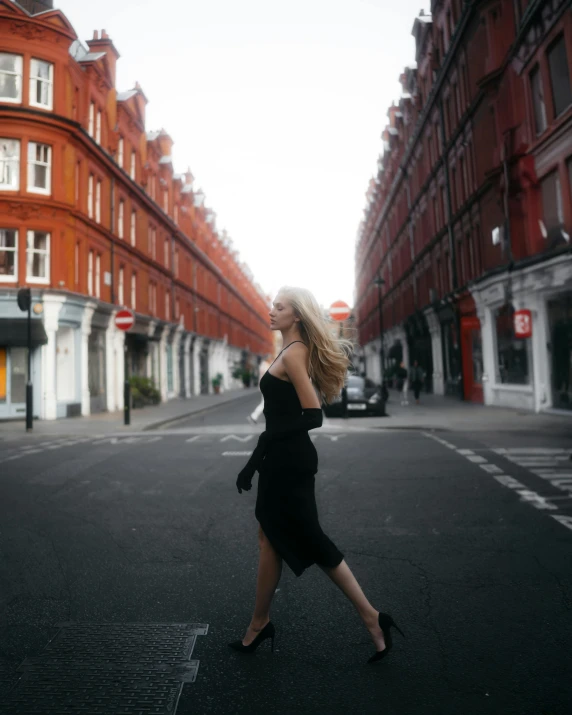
530;65;547;135
494;306;531;385
27;142;51;194
0;228;17;281
29;59;53;110
0;138;20;191
26;230;50;283
547;35;572;119
541;170;564;234
0;53;22;103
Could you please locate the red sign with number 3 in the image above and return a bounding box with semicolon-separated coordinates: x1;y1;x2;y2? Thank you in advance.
514;309;532;338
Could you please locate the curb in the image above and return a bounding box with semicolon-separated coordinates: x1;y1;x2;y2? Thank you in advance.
143;390;256;431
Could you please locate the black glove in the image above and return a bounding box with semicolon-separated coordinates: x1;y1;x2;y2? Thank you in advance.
236;431;269;494
266;408;323;441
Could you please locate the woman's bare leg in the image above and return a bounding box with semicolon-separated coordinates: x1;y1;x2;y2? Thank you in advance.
242;525;283;645
319;559;386;651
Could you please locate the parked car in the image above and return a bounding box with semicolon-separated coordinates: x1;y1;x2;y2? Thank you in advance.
323;374;385;417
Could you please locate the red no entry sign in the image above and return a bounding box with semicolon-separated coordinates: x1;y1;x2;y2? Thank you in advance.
115;308;135;331
329;300;351;321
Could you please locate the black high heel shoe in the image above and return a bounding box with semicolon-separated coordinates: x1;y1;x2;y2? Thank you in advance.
228;622;275;653
367;612;406;664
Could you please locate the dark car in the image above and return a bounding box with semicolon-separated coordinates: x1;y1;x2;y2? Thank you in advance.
323;375;385;417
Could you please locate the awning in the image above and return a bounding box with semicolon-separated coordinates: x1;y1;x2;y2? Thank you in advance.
0;319;48;347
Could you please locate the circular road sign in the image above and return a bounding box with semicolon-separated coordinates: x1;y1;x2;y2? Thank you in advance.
115;308;135;331
329;300;351;322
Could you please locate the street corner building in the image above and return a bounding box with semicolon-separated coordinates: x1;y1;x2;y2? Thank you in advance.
0;0;273;421
354;0;572;414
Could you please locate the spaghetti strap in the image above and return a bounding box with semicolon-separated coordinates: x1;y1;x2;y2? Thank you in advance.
268;340;306;370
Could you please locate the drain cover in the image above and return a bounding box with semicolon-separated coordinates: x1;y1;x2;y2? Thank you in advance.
0;622;208;714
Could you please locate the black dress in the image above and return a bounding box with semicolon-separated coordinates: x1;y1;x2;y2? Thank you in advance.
254;365;344;577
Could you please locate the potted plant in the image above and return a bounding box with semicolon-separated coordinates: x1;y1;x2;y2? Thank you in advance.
211;373;223;394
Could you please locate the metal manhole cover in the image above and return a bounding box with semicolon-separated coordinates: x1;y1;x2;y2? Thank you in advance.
0;622;208;714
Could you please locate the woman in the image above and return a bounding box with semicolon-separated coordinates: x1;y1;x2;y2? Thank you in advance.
229;286;405;663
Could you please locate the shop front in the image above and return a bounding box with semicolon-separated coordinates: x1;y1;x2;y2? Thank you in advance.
548;292;572;411
0;319;46;419
437;303;462;397
460;316;484;403
404;311;434;393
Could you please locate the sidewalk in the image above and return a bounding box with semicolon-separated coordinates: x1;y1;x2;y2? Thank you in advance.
333;390;572;436
0;387;258;437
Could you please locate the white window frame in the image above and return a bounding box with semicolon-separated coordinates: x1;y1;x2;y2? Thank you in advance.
130;151;136;180
88;102;95;137
118;266;124;305
88;174;94;218
95;180;101;223
26;230;50;284
130;210;136;246
131;273;136;310
0;228;18;282
117;136;124;169
0;138;20;191
118;199;124;239
95;254;101;298
27;141;52;195
88;250;94;296
29;58;54;110
96;110;102;145
0;53;22;104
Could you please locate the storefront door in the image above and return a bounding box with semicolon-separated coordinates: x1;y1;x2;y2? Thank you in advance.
461;317;484;403
0;347;27;417
548;293;572;410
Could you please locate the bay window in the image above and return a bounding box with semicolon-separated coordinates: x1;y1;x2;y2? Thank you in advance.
0;228;17;281
29;59;53;110
27;142;51;194
0;53;22;103
26;230;50;283
547;35;572;119
0;139;20;191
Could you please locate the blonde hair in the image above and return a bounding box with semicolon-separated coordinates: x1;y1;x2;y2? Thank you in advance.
278;286;355;404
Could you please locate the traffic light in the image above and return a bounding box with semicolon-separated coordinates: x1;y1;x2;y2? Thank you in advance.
17;288;31;312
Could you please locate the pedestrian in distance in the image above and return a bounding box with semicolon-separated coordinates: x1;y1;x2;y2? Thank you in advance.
411;360;425;405
396;361;409;406
247;354;272;425
231;285;406;663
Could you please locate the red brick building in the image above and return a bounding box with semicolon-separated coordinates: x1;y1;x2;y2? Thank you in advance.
0;0;272;419
355;0;572;413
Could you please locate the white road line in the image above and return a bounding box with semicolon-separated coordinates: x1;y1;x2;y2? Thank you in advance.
222;451;253;456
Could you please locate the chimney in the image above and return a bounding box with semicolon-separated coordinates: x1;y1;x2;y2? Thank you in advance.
16;0;54;14
87;29;120;85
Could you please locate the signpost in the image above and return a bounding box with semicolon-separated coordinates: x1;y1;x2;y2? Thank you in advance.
329;301;351;322
114;309;135;425
17;288;33;431
514;309;532;339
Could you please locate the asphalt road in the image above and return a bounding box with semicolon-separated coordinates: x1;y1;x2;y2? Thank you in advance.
0;395;571;714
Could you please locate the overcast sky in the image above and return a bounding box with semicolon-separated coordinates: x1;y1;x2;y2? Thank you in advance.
56;0;426;310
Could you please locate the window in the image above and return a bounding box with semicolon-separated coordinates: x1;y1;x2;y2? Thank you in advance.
118;266;124;305
0;53;22;103
117;136;124;168
495;306;531;385
433;195;440;231
530;65;547;135
568;157;572;201
88;250;94;296
130;210;136;246
118;199;124;239
75;242;79;286
130;151;136;180
174;205;179;224
0;139;20;191
163;190;169;213
165;291;170;321
541;170;564;232
95;180;101;223
0;228;17;281
149;226;156;258
95;254;101;298
88;102;95;137
26;230;50;282
164;237;170;267
131;273;136;310
75;160;80;203
27;142;51;194
29;59;53;110
88;174;94;218
547;35;572;119
175;248;179;277
176;298;180;319
96;110;102;144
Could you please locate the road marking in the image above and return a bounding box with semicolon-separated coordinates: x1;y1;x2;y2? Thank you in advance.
222;451;253;456
220;435;254;443
186;436;202;443
551;515;572;531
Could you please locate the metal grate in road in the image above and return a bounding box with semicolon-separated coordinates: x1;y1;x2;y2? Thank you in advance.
0;622;208;714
